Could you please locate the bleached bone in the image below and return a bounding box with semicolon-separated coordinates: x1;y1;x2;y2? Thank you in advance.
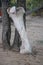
7;6;32;54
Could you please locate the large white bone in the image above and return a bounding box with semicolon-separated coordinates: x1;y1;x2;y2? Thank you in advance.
7;6;32;54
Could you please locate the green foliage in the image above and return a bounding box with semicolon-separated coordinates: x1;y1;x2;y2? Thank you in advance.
9;0;17;6
9;0;43;10
26;0;43;10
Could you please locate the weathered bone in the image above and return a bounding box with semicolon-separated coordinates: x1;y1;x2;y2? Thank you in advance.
7;6;32;54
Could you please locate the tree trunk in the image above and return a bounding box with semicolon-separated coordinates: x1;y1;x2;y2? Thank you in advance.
12;0;26;49
1;0;11;50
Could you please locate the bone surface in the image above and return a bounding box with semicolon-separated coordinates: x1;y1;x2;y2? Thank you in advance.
7;6;32;54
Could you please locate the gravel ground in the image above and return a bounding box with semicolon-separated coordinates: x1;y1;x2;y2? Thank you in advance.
0;15;43;65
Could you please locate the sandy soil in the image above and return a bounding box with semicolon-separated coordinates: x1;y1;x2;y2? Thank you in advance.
0;15;43;65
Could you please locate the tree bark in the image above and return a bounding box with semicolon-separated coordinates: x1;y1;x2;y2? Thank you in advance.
1;0;11;49
12;0;26;49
